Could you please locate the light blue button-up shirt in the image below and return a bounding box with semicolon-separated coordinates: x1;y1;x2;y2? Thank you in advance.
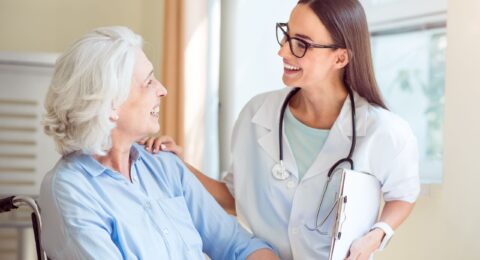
39;144;272;259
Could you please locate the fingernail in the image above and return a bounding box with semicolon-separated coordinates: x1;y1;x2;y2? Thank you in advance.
160;144;166;150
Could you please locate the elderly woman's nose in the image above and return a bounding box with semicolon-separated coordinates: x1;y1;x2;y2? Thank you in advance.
157;83;167;97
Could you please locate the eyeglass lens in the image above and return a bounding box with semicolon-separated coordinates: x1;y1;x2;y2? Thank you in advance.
276;25;308;58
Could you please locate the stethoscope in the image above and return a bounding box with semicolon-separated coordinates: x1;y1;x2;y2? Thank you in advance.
271;86;357;233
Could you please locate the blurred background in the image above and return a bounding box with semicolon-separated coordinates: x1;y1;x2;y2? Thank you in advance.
0;0;478;259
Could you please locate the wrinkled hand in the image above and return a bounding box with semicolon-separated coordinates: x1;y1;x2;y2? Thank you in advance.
345;229;383;260
138;135;184;159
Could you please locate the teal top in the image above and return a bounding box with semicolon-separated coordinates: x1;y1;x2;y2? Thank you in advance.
284;107;330;180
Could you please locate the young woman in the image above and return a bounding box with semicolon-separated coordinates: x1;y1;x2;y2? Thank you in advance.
147;0;420;259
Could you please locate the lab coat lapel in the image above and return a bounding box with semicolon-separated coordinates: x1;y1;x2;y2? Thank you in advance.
252;88;299;178
302;92;368;182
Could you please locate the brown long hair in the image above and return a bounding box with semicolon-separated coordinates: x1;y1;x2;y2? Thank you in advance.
297;0;387;109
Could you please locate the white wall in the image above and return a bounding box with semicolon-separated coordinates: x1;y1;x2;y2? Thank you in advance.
0;0;164;77
182;0;221;178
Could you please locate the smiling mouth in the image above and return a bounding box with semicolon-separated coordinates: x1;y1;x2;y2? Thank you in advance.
150;105;160;118
284;63;301;72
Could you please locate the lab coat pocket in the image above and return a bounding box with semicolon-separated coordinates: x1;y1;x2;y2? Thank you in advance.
299;226;332;259
156;196;203;251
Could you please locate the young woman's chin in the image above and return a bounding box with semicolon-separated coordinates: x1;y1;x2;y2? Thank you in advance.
282;78;301;88
282;74;304;87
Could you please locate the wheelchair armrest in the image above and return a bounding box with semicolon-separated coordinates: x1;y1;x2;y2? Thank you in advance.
0;196;18;213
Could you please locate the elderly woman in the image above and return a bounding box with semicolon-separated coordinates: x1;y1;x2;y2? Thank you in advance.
39;26;278;260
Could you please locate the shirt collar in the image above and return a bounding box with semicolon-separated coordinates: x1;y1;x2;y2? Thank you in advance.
130;144;142;162
74;145;143;177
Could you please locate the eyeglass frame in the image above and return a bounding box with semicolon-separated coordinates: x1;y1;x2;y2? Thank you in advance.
276;22;345;58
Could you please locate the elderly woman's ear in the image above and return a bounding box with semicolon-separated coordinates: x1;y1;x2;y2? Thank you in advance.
110;109;119;121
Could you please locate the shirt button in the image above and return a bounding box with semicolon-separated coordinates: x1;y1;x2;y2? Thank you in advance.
162;228;169;235
145;202;152;209
287;181;296;189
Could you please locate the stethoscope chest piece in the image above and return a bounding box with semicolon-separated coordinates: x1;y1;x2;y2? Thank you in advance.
272;162;289;180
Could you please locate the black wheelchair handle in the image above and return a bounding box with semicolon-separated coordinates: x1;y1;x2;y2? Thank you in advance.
0;196;18;213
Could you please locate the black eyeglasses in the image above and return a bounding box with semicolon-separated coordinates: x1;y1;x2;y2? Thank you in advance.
276;22;344;58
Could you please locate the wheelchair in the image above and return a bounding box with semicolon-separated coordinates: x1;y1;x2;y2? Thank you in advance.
0;196;48;260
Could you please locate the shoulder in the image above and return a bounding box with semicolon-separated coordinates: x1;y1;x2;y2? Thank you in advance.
135;143;178;162
366;104;416;151
133;143;188;185
42;155;92;194
39;155;99;215
368;105;414;138
238;88;289;118
234;88;289;133
134;143;182;172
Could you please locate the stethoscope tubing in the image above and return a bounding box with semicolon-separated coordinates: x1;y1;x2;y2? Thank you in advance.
277;86;358;233
278;87;301;164
277;86;357;175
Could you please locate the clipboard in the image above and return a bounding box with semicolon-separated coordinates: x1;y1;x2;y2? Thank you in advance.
327;168;381;260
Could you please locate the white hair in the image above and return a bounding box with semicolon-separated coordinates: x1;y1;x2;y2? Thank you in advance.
43;26;143;156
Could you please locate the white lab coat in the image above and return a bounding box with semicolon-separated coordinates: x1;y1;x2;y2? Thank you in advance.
223;87;420;260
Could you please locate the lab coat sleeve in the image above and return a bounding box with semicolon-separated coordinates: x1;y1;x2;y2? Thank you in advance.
220;102;246;198
219;92;265;200
221;166;235;196
220;103;246;198
380;131;421;203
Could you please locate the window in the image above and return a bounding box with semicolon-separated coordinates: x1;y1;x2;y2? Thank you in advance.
364;0;447;183
372;28;446;183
